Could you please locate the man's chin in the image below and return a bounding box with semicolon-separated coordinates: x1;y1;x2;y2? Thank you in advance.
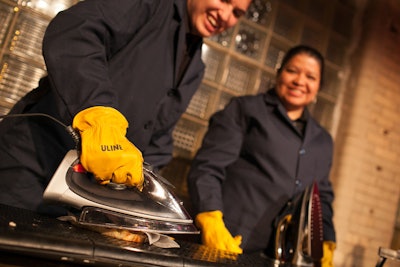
198;30;213;38
193;25;218;38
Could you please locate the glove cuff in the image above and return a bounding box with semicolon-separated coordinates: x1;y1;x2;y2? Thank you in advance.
322;241;336;267
195;210;223;229
324;241;336;250
73;106;128;131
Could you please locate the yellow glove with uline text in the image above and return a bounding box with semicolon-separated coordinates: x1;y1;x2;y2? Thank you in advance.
72;106;144;189
321;241;336;267
195;210;243;254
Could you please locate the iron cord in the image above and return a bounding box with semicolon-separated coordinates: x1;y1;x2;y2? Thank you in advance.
0;113;80;145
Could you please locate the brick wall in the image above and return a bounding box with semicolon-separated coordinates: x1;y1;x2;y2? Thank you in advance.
331;0;400;266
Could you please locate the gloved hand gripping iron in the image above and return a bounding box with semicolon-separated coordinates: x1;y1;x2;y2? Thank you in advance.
43;150;199;235
43;107;199;246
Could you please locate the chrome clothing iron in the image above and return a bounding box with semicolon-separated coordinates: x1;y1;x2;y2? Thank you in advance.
43;150;199;235
375;247;400;267
273;182;323;267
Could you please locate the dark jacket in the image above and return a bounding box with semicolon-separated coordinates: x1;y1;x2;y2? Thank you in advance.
0;0;204;213
188;89;336;252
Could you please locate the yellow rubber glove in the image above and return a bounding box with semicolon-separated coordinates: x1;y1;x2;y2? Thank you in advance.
321;241;336;267
195;210;243;254
72;106;144;189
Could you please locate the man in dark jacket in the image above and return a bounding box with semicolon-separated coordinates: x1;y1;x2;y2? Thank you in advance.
0;0;251;215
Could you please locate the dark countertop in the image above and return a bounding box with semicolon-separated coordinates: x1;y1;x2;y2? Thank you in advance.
0;204;279;267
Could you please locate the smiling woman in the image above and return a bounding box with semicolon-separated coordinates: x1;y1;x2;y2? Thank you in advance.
186;0;252;37
275;45;324;120
187;45;336;266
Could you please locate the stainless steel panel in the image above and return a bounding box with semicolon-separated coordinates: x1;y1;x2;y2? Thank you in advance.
0;2;14;47
20;0;74;17
0;56;46;113
8;11;49;64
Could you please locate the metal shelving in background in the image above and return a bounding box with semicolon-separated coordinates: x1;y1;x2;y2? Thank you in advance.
0;0;76;115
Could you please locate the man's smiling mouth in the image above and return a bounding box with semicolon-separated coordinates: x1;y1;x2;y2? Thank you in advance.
207;15;218;29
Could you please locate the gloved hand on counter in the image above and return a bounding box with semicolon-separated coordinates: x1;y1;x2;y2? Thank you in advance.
72;106;144;189
195;210;243;254
321;241;336;267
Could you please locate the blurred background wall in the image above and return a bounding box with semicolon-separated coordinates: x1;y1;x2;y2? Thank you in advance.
0;0;399;266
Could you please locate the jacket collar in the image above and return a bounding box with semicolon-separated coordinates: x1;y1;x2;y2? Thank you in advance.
173;0;204;87
263;88;311;119
173;0;185;22
263;89;322;142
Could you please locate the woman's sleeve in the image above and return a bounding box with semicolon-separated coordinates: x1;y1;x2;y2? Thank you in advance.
187;98;247;214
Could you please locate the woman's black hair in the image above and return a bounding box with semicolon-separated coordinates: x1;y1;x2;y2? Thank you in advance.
277;45;325;87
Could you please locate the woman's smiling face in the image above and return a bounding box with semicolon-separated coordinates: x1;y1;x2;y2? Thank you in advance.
275;53;322;118
187;0;251;37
